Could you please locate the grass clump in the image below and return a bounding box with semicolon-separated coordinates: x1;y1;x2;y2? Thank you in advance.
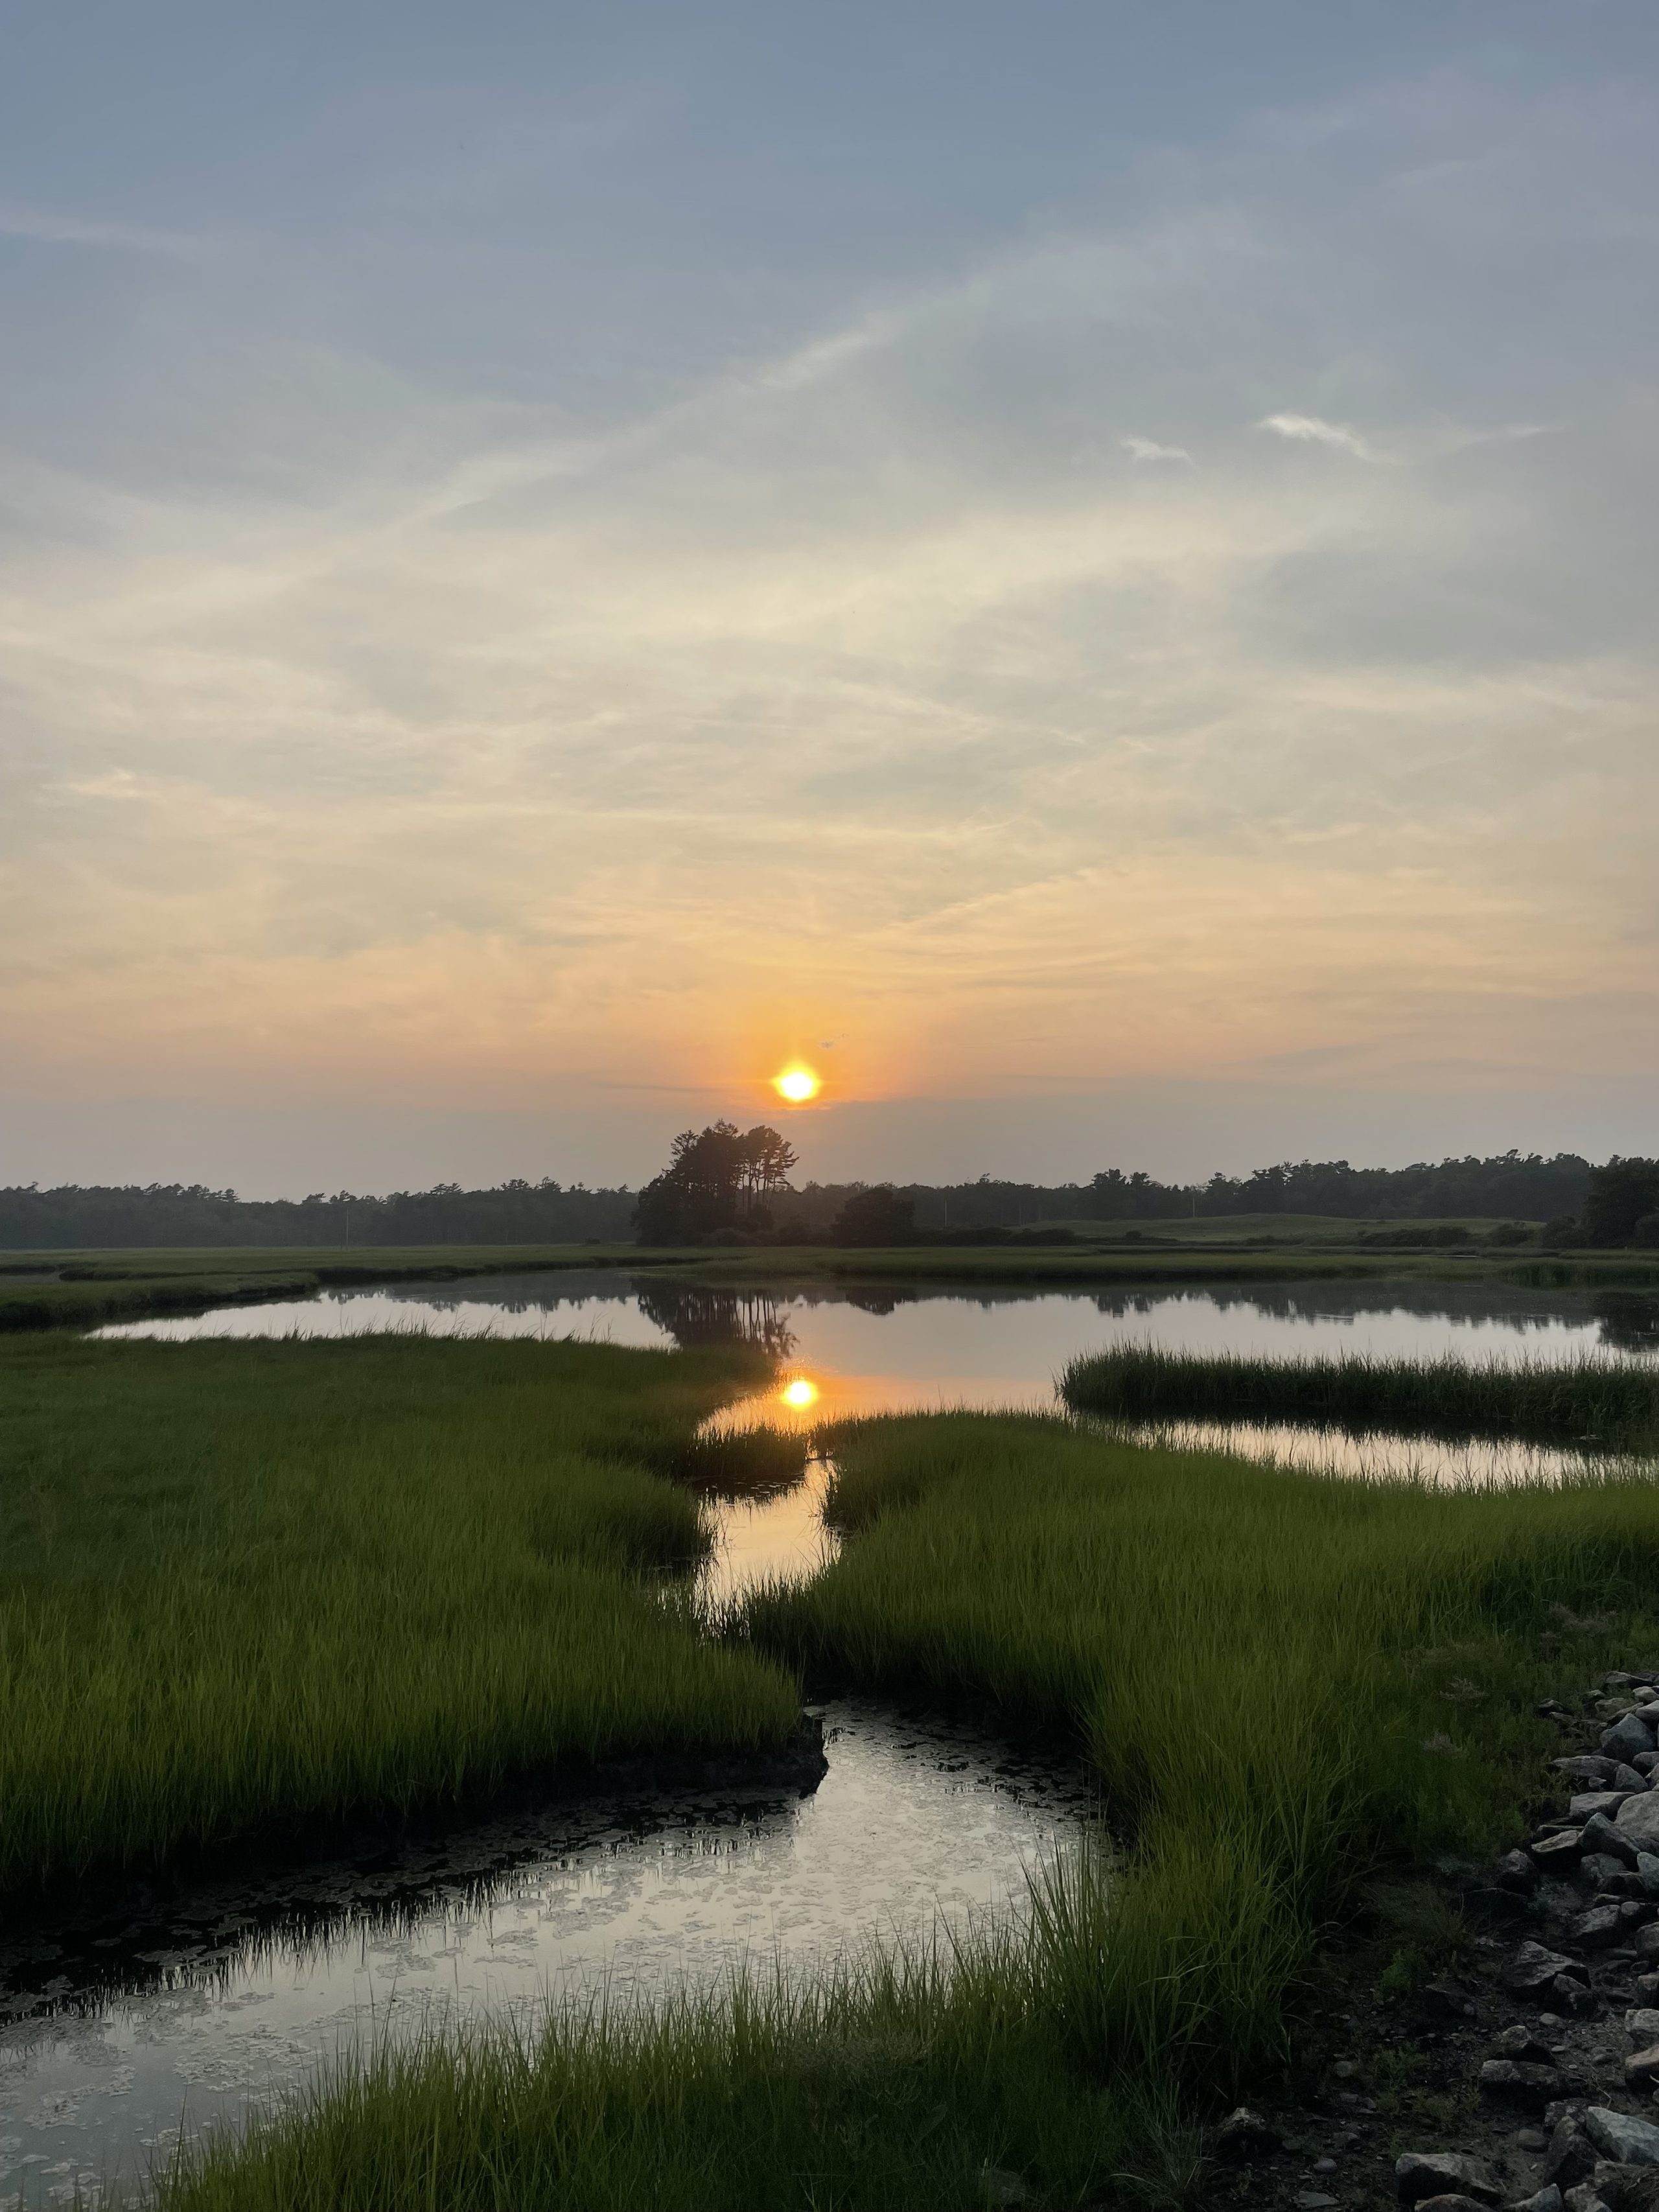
0;1333;799;1893
1062;1342;1659;1447
669;1423;811;1499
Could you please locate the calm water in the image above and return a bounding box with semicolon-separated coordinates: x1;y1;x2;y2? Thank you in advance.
104;1270;1659;1487
35;1268;1653;2196
0;1702;1092;2204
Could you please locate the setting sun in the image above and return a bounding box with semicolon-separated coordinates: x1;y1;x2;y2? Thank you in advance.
780;1377;819;1410
772;1065;820;1104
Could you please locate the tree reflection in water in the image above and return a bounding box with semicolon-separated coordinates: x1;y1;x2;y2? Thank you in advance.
634;1281;796;1360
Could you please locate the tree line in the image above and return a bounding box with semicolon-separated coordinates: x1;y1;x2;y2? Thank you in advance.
3;1147;1655;1251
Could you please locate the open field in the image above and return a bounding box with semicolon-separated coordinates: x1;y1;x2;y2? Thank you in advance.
1062;1343;1659;1449
0;1333;798;1894
155;1398;1659;2211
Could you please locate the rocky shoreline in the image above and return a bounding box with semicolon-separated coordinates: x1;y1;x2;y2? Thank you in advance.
1212;1671;1659;2212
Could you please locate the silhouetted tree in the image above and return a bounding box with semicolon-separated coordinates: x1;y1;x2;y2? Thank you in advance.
632;1123;798;1243
1583;1158;1659;1246
831;1185;918;1246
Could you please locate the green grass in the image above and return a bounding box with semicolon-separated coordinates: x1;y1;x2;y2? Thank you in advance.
0;1244;651;1333
1060;1342;1659;1447
6;1237;1658;1335
156;1406;1659;2212
0;1333;799;1893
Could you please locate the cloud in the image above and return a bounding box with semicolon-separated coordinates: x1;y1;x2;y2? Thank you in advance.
0;204;207;258
1121;436;1193;465
1255;412;1384;462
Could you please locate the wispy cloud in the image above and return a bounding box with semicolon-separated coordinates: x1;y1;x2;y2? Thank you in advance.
0;204;207;258
1121;436;1193;465
1255;412;1384;462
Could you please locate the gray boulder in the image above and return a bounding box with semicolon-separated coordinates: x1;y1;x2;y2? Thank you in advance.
1628;2010;1659;2041
1570;1904;1630;1950
1562;1759;1626;1786
1512;2191;1565;2212
1577;1793;1639;1822
1604;1716;1659;1764
1585;2112;1659;2168
1547;2121;1601;2189
1617;1797;1659;1854
1627;2046;1659;2086
1483;2061;1578;2110
1616;1768;1652;1793
1509;1942;1583;1992
1586;1814;1646;1870
1397;2153;1503;2206
1537;1832;1588;1870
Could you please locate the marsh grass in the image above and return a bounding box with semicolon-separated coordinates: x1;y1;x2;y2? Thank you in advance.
159;1919;1167;2212
0;1333;798;1893
668;1422;811;1500
156;1407;1659;2211
1061;1342;1659;1447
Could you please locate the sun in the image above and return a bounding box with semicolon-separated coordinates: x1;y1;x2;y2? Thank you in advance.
780;1377;819;1410
772;1064;820;1104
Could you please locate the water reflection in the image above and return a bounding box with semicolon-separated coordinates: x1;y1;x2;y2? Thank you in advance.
100;1271;1658;1489
0;1702;1092;2204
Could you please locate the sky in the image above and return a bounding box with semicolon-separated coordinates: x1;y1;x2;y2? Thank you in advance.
3;1;1656;1194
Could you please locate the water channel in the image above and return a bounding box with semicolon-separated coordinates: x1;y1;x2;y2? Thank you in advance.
9;1271;1654;2198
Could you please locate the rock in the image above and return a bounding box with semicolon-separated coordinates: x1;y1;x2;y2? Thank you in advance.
1314;2158;1338;2174
1297;2195;1339;2211
1586;1857;1636;1893
1397;2153;1503;2206
1554;1973;1595;2014
1418;2198;1496;2212
1502;1850;1546;1892
1586;1816;1647;1870
1484;2061;1579;2110
1636;1756;1659;1778
1637;1858;1659;1898
1564;1760;1628;1787
1585;2112;1659;2167
1630;2012;1659;2042
1573;1906;1632;1951
1497;2025;1562;2063
1629;2048;1659;2086
1519;2130;1553;2151
1565;2188;1614;2212
1424;1981;1475;2019
1619;1800;1659;1855
1635;1926;1659;1961
1547;2121;1600;2189
1581;1795;1640;1822
1215;2107;1279;2158
1604;1716;1659;1764
1590;2162;1659;2212
1513;2191;1565;2212
1511;1943;1585;1992
1539;1834;1591;1869
1617;1769;1653;1794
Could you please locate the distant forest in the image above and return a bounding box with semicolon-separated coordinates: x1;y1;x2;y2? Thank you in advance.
0;1148;1608;1250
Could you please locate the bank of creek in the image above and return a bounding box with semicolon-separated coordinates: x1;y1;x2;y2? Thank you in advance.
4;1275;1656;2201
